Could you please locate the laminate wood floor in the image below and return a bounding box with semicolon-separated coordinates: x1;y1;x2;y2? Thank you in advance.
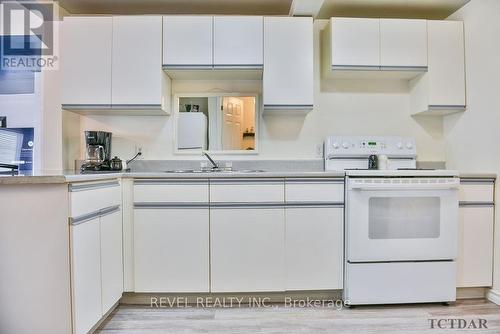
97;299;500;333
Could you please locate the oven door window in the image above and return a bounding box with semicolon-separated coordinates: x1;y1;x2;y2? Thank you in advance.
368;197;441;239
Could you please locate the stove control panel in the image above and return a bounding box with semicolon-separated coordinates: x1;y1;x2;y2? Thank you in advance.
325;136;417;158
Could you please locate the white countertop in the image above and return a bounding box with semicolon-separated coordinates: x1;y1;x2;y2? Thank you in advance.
0;170;346;185
0;169;495;185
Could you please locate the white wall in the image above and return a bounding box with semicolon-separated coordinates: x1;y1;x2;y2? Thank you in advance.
444;0;500;296
67;20;445;165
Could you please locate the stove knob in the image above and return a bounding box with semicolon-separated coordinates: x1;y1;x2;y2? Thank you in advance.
397;142;403;149
332;142;340;149
406;142;413;149
342;142;350;149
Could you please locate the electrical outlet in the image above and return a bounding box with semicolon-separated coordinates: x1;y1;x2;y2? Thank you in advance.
315;143;324;158
135;146;144;158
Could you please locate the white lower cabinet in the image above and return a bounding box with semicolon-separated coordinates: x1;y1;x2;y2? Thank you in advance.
285;206;344;290
69;181;123;334
131;177;345;294
210;207;285;292
457;178;495;288
134;207;210;292
70;217;102;334
457;206;494;287
100;209;124;314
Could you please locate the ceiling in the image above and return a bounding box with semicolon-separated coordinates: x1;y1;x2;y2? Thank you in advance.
58;0;293;15
58;0;470;19
317;0;471;19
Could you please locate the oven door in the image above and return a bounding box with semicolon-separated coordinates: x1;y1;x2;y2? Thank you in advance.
346;177;459;262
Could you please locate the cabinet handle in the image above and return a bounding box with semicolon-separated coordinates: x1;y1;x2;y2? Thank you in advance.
162;64;213;70
460;178;496;184
285;178;344;184
331;65;380;71
459;202;494;207
100;205;121;217
380;66;428;71
213;64;263;69
134;179;209;185
134;202;209;209
70;210;101;226
429;105;466;111
69;180;120;192
285;202;344;208
70;205;121;225
210;202;284;209
62;104;112;110
210;178;283;184
111;104;162;110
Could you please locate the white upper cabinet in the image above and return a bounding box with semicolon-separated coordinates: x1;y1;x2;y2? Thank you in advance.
163;16;213;68
263;17;313;112
427;21;466;109
330;18;380;69
62;16;170;114
61;17;112;106
112;16;165;108
380;19;427;68
324;18;428;79
213;16;263;68
410;20;466;115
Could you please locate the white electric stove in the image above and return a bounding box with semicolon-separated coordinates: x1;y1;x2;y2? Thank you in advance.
325;135;459;306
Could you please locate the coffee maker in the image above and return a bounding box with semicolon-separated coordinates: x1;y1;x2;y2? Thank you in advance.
81;131;112;172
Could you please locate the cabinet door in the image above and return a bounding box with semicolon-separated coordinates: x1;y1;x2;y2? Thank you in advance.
61;17;112;106
70;217;102;334
380;19;427;68
263;17;313;110
112;16;163;106
457;206;494;287
285;206;344;290
100;208;123;314
163;16;213;67
211;207;285;292
331;18;380;68
134;208;209;292
428;20;466;107
213;16;263;67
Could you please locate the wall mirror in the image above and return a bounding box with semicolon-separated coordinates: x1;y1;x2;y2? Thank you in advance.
174;94;258;154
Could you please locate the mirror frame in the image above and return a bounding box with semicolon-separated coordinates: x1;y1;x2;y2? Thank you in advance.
173;93;260;155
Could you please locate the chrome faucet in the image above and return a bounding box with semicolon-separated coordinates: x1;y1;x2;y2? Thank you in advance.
202;152;219;170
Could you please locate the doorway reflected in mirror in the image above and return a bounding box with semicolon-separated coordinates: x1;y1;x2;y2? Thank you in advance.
176;95;257;153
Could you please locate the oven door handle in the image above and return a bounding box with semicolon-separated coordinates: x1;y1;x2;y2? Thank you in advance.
350;182;460;191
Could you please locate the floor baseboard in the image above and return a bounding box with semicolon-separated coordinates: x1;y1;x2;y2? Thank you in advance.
120;290;342;305
487;289;500;305
120;288;486;306
456;287;487;299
